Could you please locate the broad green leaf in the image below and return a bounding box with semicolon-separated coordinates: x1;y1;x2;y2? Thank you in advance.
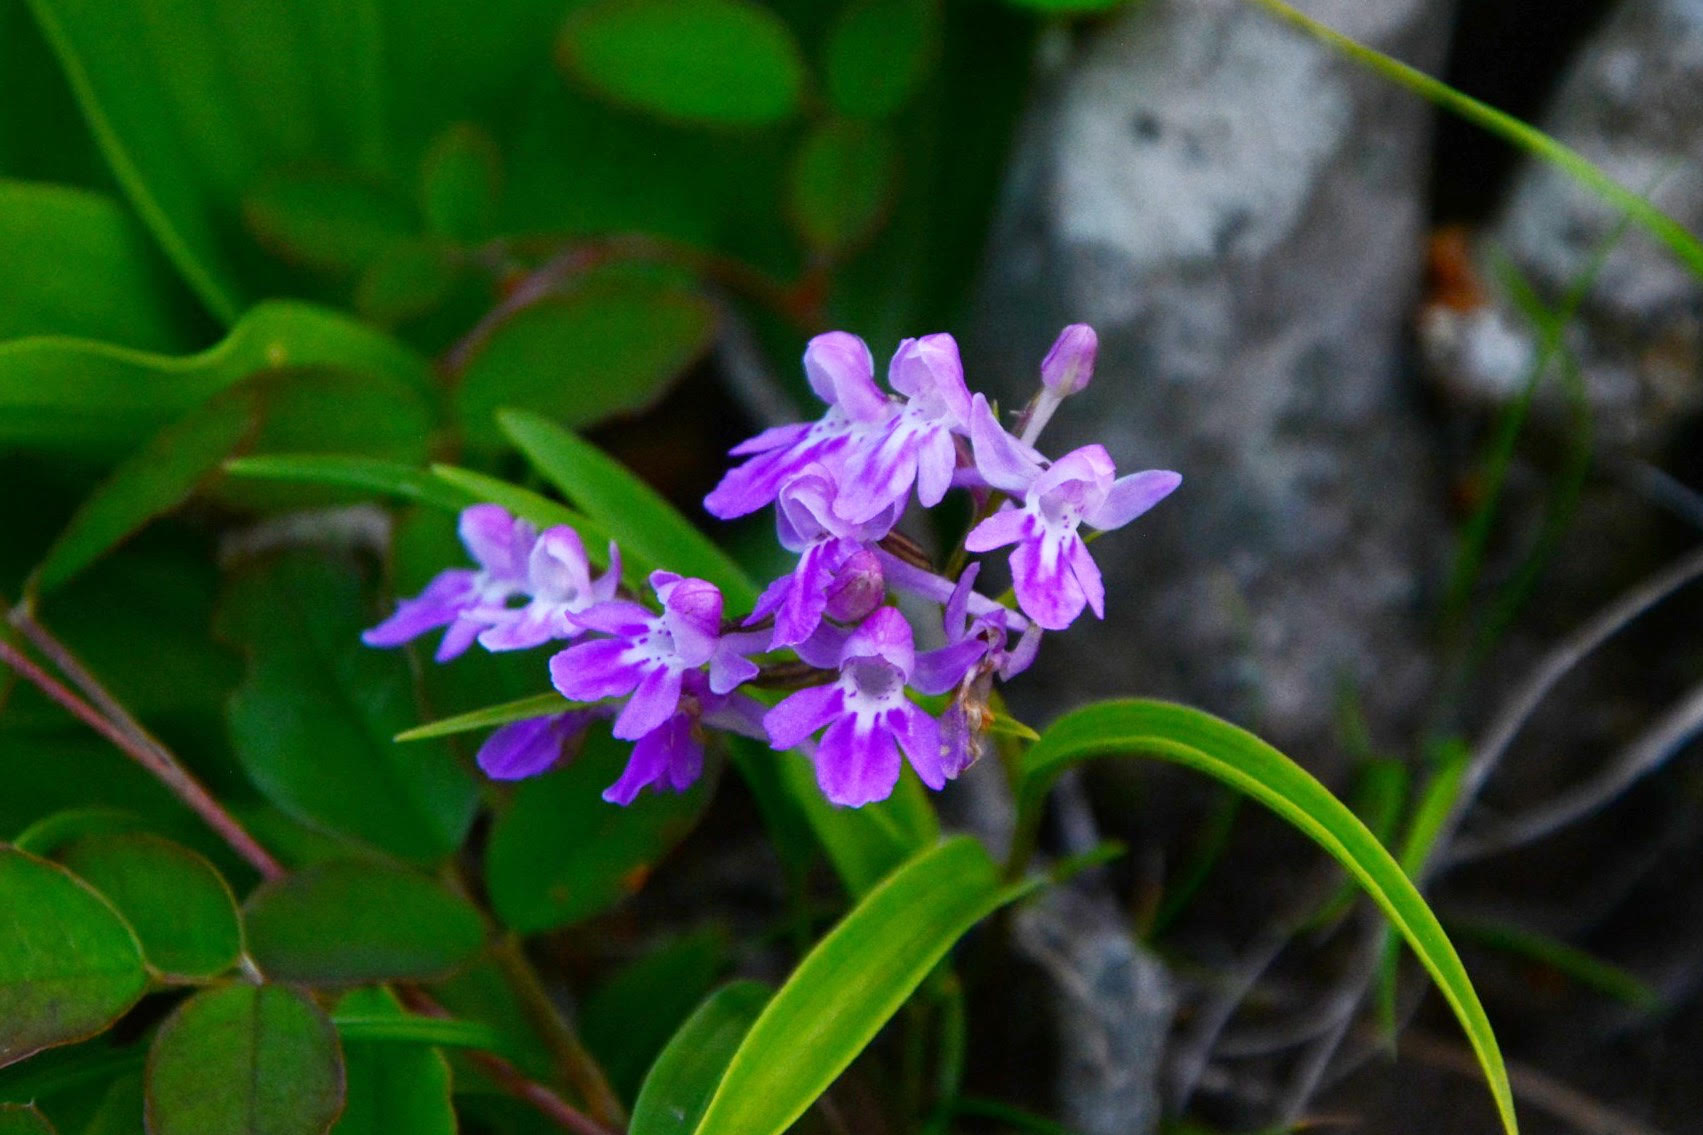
31;388;260;595
219;552;479;863
824;0;937;119
395;692;584;742
581;929;728;1102
330;989;455;1135
557;0;806;127
242;170;414;275
787;120;897;257
0;1104;56;1134
0;180;197;349
455;274;716;447
692;837;1021;1135
56;833;242;982
498;409;754;604
0;0;104;186
0;846;147;1069
1015;700;1517;1135
79;1071;143;1135
243;860;486;985
0;301;431;456
420;123;501;242
629;981;767;1135
353;239;461;327
144;984;345;1135
485;726;715;933
427;466;599;536
223;455;476;513
10;809;145;859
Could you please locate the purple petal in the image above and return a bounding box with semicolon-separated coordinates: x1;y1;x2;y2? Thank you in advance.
1063;534;1105;620
477;713;586;780
709;633;762;695
572;600;656;637
968;394;1042;494
815;716;901;807
362;570;476;647
889;703;945;790
435;617;485;662
1034;444;1115;500
658;576;723;665
1000;623;1044;680
939;701;982;779
804;332;888;421
1010;532;1086;631
842;607;915;675
794;622;850;670
460;505;533;581
1039;324;1097;395
764;684;845;749
529;527;593;600
823;547;884;624
477;604;562;652
888;334;970;424
746;572;792;625
913;636;992;697
603;714;702;804
1087;469;1181;531
914;429;958;508
550;639;644;701
613;664;683;741
772;541;836;649
964;506;1032;553
703;691;771;742
944;563;980;638
836;425;916;524
729;421;810;457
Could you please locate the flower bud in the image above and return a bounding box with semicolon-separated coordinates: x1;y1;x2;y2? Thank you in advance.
1039;323;1097;396
823;548;884;623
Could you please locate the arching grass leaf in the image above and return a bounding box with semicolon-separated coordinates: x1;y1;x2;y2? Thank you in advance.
630;981;768;1135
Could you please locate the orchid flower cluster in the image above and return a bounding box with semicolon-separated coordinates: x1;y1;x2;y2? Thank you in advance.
364;325;1180;808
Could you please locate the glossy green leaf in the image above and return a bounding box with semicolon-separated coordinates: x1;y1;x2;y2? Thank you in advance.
242;170;414;274
329;988;455;1135
557;0;806;127
455;274;716;447
0;846;147;1069
219;552;479;862
0;1104;56;1134
353;239;461;327
79;1071;143;1135
56;833;242;982
824;0;937;118
31;388;259;595
693;838;1021;1135
1015;700;1517;1135
498;409;754;604
223;455;476;513
420;123;501;242
582;929;728;1102
629;981;767;1135
144;984;345;1135
787;120;897;257
485;726;715;933
10;809;146;859
0;301;431;456
0;180;196;349
244;859;486;985
395;692;585;742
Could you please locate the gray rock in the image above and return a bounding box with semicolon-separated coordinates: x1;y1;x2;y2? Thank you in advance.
973;0;1453;771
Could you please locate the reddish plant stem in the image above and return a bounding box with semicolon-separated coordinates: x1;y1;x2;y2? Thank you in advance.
0;637;287;881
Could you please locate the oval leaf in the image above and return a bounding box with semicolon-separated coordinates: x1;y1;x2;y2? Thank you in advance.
144;984;345;1135
244;860;486;985
824;0;937;119
0;846;147;1069
1016;700;1517;1135
330;988;455;1135
692;837;1019;1135
786;120;897;256
57;833;242;982
420;123;501;242
0;1104;57;1134
242;171;413;275
630;981;768;1135
557;0;805;127
485;727;715;933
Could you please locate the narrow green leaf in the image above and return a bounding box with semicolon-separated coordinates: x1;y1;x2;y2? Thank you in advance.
56;833;242;982
244;860;487;985
32;389;260;595
223;455;476;513
1015;700;1517;1135
144;984;345;1135
0;846;147;1069
582;929;728;1102
824;0;937;118
396;693;586;742
330;1012;508;1057
1445;916;1659;1010
0;301;430;456
0;1104;57;1134
219;552;480;863
330;988;455;1135
485;727;716;933
692;837;1021;1135
455;276;716;448
427;466;599;536
497;409;754;604
557;0;806;127
630;981;768;1135
786;120;897;257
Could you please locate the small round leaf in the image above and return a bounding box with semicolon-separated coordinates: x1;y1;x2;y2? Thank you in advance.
145;983;345;1135
0;847;147;1068
825;0;938;118
786;120;898;257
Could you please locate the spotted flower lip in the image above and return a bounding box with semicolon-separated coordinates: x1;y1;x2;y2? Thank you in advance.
967;395;1180;630
477;527;621;652
362;504;535;662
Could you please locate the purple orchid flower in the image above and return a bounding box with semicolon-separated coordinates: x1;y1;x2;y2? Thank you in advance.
765;607;974;807
703;332;896;520
748;464;897;648
363;504;535;662
835;334;974;523
477;527;621;652
967;394;1181;630
601;672;768;804
476;709;601;780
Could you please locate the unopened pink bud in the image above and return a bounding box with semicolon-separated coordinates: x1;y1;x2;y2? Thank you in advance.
824;549;884;623
1039;323;1097;396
